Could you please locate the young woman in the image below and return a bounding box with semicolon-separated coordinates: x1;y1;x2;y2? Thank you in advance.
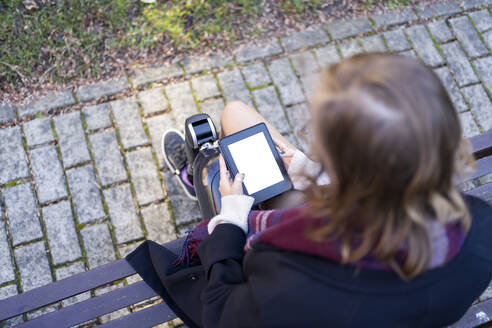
127;53;492;328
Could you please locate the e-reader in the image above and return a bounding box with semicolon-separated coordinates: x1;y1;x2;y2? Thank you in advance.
218;123;292;205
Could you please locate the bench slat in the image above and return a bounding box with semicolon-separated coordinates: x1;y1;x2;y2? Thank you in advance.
449;298;492;328
466;156;492;181
14;280;158;328
466;182;492;202
470;130;492;160
0;259;136;321
98;302;177;328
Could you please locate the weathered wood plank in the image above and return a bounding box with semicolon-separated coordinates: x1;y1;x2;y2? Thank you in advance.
470;131;492;160
0;259;136;321
98;302;177;328
466;183;492;202
466;156;492;181
449;298;492;328
14;281;158;328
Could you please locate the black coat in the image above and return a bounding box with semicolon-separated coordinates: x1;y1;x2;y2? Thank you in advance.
126;195;492;328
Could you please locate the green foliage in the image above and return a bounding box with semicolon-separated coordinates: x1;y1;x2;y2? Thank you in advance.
0;0;411;89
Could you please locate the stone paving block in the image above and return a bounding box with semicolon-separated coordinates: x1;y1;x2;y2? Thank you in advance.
286;103;311;152
126;147;164;205
76;77;129;102
434;67;468;113
449;16;489;57
27;305;59;320
459;111;480;137
462;0;492;9
0;126;29;184
0;104;17;123
217;69;254;107
132;63;183;86
234;39;283;62
415;1;461;19
241;62;271;88
20;91;75;116
3;183;43;245
82;103;112;131
15;241;52;291
191;75;221;101
253;86;291;134
0;284;18;300
110;98;149;149
81;223;116;269
469;9;492;32
145;113;177;168
89;130;127;186
67;165;105;224
280;28;330;51
384;29;411;52
103;184;144;243
162;171;201;225
339;40;364;58
137;87;168;116
474;56;492;95
0;221;15;284
55;262;91;307
42;201;82;265
399;49;418;58
141;203;177;244
23;117;54;147
177;221;200;238
405;25;444;67
30;145;67;203
200;98;224;131
360;35;387;53
181;52;232;74
441;42;479;86
484;30;492;49
462;84;492;132
326;18;373;39
95;283;130;323
372;8;418;27
54;111;91;167
268;58;305;106
314;44;342;68
0;284;24;327
427;20;454;43
290;51;320;76
165;81;199;126
479;286;492;302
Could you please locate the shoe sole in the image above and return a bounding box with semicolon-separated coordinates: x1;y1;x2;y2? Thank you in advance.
161;128;198;201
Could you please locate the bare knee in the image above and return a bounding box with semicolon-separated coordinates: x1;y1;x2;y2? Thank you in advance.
220;101;250;129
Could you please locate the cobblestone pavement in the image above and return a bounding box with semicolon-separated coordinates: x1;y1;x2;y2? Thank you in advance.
1;0;491;326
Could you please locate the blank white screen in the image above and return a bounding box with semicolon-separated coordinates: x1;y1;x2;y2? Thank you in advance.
227;132;284;194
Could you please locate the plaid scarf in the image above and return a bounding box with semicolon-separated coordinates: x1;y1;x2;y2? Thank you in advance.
174;204;466;272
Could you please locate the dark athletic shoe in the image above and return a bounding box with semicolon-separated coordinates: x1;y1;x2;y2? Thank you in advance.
161;129;197;200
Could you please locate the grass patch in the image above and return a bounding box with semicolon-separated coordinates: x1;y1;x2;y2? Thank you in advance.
0;0;414;97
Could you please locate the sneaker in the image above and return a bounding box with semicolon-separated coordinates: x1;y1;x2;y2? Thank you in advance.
161;129;197;200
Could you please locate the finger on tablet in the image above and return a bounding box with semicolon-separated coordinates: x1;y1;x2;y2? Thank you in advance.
232;173;245;193
219;155;229;181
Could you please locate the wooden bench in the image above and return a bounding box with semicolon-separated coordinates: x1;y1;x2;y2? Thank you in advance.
1;131;491;328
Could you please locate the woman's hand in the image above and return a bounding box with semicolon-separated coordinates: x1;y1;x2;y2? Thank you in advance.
219;155;245;196
273;139;296;171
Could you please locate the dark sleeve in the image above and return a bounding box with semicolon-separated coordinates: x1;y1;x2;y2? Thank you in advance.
197;223;262;328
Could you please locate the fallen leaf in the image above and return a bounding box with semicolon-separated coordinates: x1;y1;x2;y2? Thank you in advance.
22;0;38;10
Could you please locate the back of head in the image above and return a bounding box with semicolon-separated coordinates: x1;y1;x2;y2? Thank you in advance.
308;53;473;279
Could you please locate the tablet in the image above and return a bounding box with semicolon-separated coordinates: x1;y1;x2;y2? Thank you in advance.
218;123;292;205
